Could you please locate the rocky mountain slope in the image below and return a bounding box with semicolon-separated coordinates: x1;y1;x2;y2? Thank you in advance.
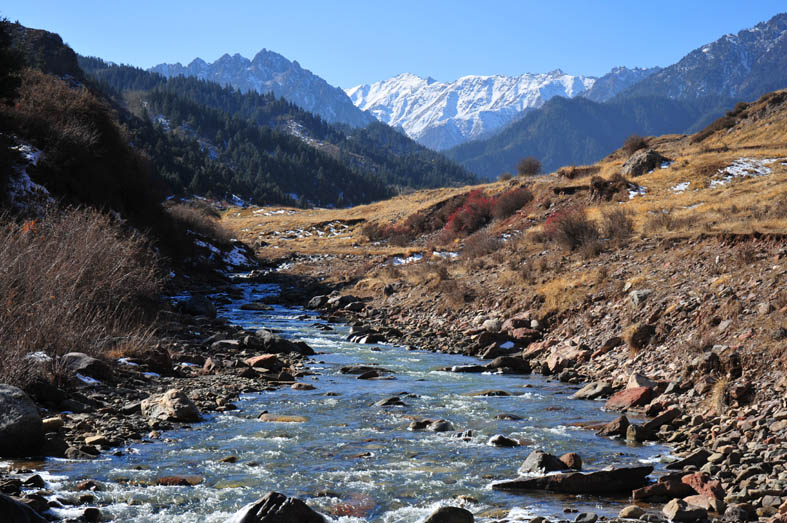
346;68;657;150
151;50;375;128
622;12;787;102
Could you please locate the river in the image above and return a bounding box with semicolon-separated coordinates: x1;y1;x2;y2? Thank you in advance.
37;280;668;522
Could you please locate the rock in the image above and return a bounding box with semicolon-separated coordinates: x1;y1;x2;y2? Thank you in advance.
486;356;531;373
340;365;392;375
423;506;474;523
84;435;109;446
493;465;653;495
240;302;273;311
467;390;509;397
596;415;630;438
0;492;47;523
181;294;216;318
481;318;503;333
258;414;308;423
662;498;707;522
224;491;325;523
0;385;44;458
446;365;486;373
681;472;725;501
245;354;280;369
626;424;651;443
629;289;653;307
61;352;112;381
357;370;386;379
375;397;406;407
255;330;314;356
723;503;757;521
627;373;657;390
559;453;582;471
307;295;329;309
501;315;531;332
291;383;315;391
618;505;645;519
546;344;590;374
665;449;711;470
642;407;682;432
326;295;360;310
571;381;614;400
488;435;519;447
156;475;203;486
140;389;201;422
518;450;569;475
574;514;597;523
427;420;454;432
684;494;725;514
605;387;652;410
621;149;671;177
632;479;694;500
81;507;101;522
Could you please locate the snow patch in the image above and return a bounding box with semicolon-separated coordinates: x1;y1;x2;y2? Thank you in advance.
76;373;100;385
628;185;647;199
710;157;781;187
392;253;423;265
672;182;690;192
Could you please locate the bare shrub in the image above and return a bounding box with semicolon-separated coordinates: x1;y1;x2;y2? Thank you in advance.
492;187;533;219
462;230;502;259
165;201;231;246
544;206;600;252
517;156;541;177
623;134;647;155
498;172;514;182
0;207;162;387
601;208;634;247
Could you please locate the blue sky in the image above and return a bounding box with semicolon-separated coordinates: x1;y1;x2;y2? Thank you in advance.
3;1;785;88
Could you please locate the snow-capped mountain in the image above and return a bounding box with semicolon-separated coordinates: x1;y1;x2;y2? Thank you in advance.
622;12;787;101
345;68;654;150
151;50;375;128
582;66;661;102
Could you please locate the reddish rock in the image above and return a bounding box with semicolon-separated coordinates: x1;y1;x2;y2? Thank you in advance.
510;327;540;342
493;466;653;495
681;472;725;500
546;344;590;374
245;354;280;368
501;315;531;332
559;452;582;470
632;479;694;500
596;415;630;438
643;407;682;432
156;475;203;486
605;387;652;410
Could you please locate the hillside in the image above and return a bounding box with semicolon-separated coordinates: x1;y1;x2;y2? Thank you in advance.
151;50;375;128
82;58;476;204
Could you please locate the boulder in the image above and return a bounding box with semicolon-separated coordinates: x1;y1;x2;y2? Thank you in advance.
306;295;329;309
409;419;454;432
626;373;657;390
486;356;531;373
181;294;216;318
424;506;474;523
245;354;281;369
632;479;694;500
665;449;711;470
481;318;502;333
487;435;519;447
518;450;569;475
618;505;645;519
683;494;725;514
0;385;44;458
493;466;653;495
605;387;652;410
595;415;630;438
501;315;531;332
140;389;201;422
642;407;681;432
546;344;590;374
61;352;112;381
621;149;670;177
681;472;725;501
224;491;325;523
572;381;614;400
0;493;47;523
375;397;406;407
662;498;706;522
559;453;582;471
340;365;392;375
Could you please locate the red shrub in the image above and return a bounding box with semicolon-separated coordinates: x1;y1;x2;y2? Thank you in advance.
445;190;494;236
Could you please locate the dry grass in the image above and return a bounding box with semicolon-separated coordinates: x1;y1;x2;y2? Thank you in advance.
165;202;232;246
0;207;162;386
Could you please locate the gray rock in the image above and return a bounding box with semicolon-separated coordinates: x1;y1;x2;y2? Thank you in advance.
629;289;653;307
621;149;671;177
574;513;597;523
662;498;706;522
0;385;44;458
140;389;201;422
571;381;613;400
618;505;645;519
487;434;519;447
224;491;324;523
481;318;502;333
423;506;474;523
596;415;630;438
306;295;329;309
61;352;112;381
518;450;569;475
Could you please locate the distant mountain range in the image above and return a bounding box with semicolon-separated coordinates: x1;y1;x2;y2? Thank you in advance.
446;12;787;178
151;50;375;128
345;67;658;150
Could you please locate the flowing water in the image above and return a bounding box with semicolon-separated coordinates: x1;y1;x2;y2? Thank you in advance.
30;281;669;522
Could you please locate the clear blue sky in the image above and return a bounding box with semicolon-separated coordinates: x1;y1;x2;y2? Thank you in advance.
3;1;785;88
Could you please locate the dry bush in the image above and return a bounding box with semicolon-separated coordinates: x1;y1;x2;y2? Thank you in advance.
601;208;634;247
0;207;162;386
498;172;514;182
492;187;533;219
462;230;502;259
623;134;647;155
544;206;600;252
645;210;691;233
517;156;541;177
165;201;231;246
557;165;601;179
